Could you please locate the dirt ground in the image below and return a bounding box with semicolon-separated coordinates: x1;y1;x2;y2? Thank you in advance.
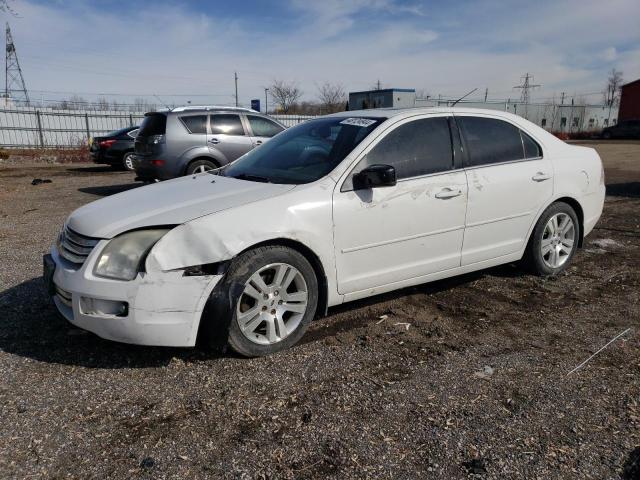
0;142;638;479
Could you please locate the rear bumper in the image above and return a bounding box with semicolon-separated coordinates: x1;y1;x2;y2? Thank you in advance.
46;245;222;347
91;149;122;165
134;155;178;181
582;184;606;238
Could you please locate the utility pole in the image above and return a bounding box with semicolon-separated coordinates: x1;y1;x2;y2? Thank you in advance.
264;88;268;114
484;88;488;102
234;71;238;107
4;23;30;105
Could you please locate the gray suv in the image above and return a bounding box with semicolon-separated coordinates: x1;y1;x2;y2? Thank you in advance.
134;106;285;181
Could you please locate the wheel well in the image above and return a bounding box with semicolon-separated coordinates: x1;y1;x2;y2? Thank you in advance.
184;157;220;174
553;197;585;247
240;238;329;318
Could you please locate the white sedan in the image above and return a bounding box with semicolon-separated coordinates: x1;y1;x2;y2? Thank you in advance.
44;108;605;356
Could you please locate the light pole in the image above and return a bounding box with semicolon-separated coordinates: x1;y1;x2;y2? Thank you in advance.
264;88;269;114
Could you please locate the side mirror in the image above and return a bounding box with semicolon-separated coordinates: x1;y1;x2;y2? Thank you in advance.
353;164;397;189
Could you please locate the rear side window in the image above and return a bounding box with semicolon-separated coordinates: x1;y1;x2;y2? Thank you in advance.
364;117;453;180
139;114;167;136
247;115;284;137
180;115;207;134
210;114;245;136
521;130;542;158
127;128;139;138
459;117;524;166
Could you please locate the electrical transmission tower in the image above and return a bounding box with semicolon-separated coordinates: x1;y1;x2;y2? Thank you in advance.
4;23;29;105
513;73;540;104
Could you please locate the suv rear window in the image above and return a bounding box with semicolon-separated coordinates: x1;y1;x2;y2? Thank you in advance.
139;114;167;136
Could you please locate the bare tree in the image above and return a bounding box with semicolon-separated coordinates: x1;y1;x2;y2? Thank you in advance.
97;97;110;111
269;79;302;113
0;0;17;15
603;68;624;106
317;82;346;113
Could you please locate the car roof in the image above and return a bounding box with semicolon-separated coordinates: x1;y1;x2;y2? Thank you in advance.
326;106;528;122
167;105;257;114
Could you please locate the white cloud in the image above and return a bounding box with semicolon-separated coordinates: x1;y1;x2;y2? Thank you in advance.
6;0;640;106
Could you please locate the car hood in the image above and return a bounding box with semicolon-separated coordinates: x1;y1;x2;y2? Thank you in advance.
67;174;295;239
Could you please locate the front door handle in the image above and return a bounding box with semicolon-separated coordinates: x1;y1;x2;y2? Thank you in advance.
208;138;220;145
255;140;263;146
532;172;551;182
435;187;463;199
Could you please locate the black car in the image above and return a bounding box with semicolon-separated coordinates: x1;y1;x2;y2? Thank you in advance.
601;119;640;139
90;126;139;170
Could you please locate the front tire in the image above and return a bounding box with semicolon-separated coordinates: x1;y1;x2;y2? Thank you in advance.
206;246;318;357
524;202;580;276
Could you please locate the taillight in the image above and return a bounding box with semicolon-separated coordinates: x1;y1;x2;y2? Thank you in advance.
152;134;165;145
151;159;165;167
99;139;116;148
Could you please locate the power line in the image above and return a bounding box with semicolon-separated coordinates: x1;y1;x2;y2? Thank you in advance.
513;73;541;104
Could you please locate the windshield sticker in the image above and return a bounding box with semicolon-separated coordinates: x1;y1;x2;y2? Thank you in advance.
340;118;377;128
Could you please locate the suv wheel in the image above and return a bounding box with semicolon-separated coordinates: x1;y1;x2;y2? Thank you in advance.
186;159;217;175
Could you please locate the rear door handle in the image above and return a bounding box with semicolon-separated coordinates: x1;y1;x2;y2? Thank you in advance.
255;140;263;146
435;187;463;199
208;138;220;145
532;172;551;182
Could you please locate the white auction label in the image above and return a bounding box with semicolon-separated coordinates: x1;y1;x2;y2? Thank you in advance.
339;118;377;127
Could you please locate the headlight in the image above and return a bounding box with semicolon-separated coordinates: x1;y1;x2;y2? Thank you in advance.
94;229;170;281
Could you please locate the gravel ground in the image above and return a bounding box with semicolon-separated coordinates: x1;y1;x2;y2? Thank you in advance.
0;142;639;479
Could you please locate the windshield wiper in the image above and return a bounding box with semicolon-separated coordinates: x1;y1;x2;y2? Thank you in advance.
232;173;271;183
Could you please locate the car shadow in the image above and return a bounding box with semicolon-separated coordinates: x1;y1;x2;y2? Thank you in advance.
66;166;128;174
0;277;221;368
78;183;141;196
606;182;640;198
300;263;526;344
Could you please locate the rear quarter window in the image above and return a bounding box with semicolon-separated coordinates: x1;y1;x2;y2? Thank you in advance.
139;114;167;136
180;115;207;134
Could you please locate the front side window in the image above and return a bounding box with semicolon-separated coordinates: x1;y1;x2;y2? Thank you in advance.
222;117;384;184
180;115;207;134
354;117;453;183
458;117;525;167
210;114;244;136
247;115;284;137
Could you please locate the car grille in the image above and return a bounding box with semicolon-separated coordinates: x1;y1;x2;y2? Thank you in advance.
58;226;100;265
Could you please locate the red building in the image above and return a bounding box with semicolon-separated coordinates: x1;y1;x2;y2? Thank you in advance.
618;78;640;121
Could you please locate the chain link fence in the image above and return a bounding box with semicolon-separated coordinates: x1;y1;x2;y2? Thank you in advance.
0;107;314;148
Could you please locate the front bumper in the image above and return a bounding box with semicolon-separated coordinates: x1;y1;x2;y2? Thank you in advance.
45;245;222;347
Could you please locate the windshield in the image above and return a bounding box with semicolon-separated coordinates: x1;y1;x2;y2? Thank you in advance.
222;117;384;184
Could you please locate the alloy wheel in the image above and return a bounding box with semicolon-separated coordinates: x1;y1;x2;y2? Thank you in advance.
236;263;309;345
541;212;575;268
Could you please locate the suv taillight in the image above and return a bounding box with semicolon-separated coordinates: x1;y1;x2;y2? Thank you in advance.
99;139;116;148
152;134;165;145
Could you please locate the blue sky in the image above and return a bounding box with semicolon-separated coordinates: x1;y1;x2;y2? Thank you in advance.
4;0;640;107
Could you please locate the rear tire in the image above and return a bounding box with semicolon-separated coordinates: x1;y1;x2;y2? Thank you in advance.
186;159;218;175
203;246;318;357
524;202;580;276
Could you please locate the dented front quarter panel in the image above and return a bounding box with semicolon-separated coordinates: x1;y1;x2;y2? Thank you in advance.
146;178;341;306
